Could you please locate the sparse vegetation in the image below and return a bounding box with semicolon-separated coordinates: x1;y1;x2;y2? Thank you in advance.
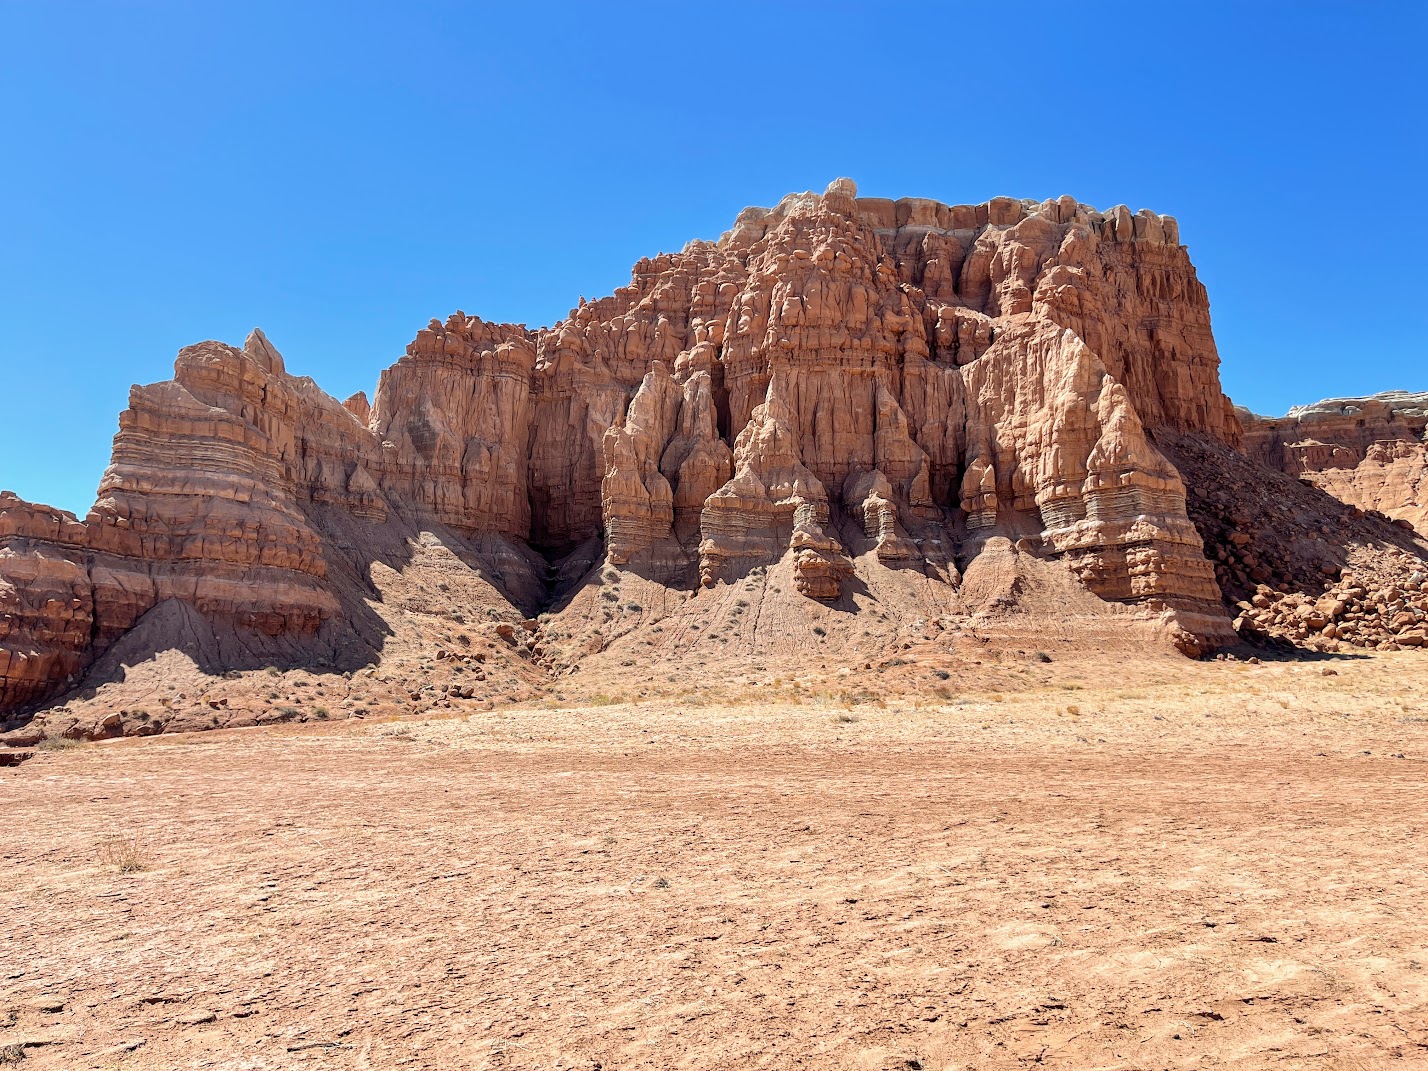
35;736;81;751
98;834;148;874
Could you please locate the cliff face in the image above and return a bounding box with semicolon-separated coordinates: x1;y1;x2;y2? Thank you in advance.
1239;393;1428;537
2;179;1380;718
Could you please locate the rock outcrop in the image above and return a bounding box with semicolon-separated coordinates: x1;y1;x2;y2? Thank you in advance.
1239;393;1428;536
9;178;1423;722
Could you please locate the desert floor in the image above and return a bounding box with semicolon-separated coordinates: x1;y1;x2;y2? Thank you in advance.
4;650;1428;1070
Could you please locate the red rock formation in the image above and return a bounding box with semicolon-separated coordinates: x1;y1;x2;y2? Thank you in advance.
1239;393;1428;536
0;495;92;710
18;177;1414;720
0;333;354;710
371;314;536;537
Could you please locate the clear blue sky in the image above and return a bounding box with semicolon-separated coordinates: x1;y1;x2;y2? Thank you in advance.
2;1;1424;515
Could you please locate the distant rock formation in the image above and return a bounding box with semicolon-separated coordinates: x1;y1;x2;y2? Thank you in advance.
3;180;1424;719
1239;392;1428;536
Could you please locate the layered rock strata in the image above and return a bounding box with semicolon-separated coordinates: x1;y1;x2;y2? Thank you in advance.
4;178;1323;713
1239;393;1428;536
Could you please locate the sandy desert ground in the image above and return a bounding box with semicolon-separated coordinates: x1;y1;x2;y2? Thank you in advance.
4;649;1428;1070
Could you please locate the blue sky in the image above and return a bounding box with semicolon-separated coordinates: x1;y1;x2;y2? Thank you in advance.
2;1;1424;515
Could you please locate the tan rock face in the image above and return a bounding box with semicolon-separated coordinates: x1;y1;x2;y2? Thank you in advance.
7;178;1352;717
372;314;536;537
1239;393;1428;537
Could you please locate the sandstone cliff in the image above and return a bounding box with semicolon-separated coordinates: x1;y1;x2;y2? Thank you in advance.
4;180;1425;731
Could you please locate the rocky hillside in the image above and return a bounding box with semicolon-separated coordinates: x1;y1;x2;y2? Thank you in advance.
1239;392;1428;537
3;180;1426;736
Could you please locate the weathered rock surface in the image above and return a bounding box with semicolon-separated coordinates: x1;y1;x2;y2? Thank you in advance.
1239;393;1428;536
1167;432;1428;651
5;179;1425;726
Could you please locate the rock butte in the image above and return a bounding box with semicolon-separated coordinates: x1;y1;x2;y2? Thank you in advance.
2;179;1426;728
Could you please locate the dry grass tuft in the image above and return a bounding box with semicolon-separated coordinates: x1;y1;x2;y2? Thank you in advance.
35;736;81;751
98;834;148;874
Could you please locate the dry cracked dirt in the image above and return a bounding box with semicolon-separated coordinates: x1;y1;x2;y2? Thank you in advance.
4;649;1427;1070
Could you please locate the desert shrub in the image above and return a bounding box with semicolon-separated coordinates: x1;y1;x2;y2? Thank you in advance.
812;626;827;637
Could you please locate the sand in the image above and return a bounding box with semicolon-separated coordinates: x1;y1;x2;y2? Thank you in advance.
4;651;1427;1069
